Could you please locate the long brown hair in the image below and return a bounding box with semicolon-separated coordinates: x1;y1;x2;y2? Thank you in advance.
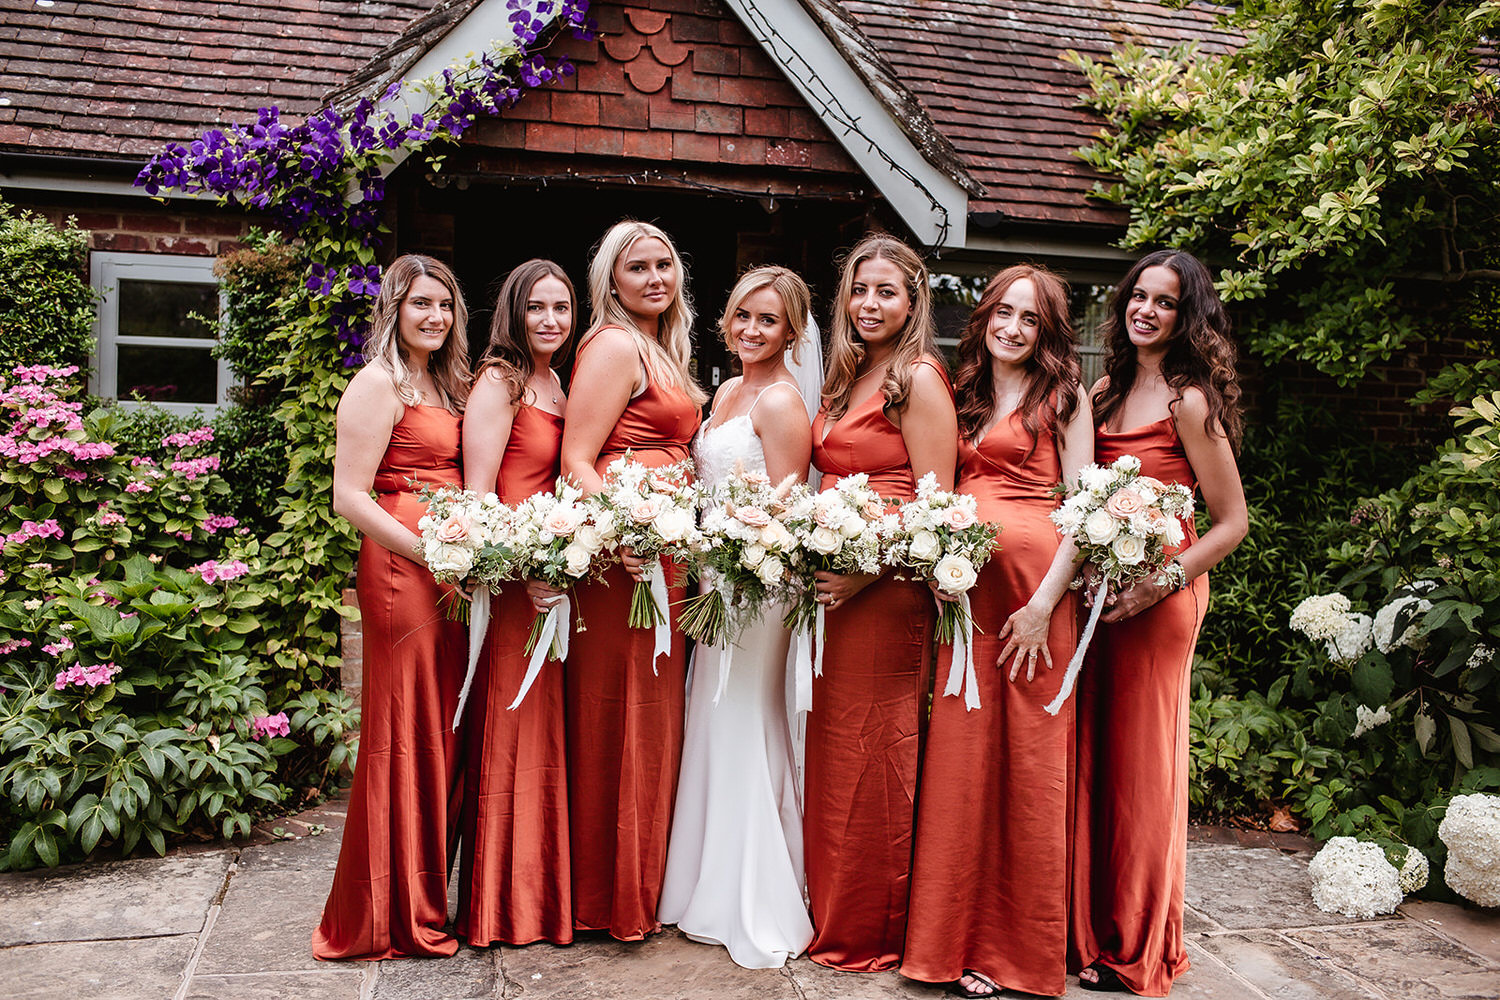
821;233;939;420
954;265;1080;449
1092;250;1243;450
363;254;471;412
475;259;575;404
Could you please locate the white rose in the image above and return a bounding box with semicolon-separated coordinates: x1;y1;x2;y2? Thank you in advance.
808;525;841;555
1111;533;1146;566
908;529;942;563
575;523;604;553
542;504;584;538
628;496;664;525
654;506;693;543
563;542;592;576
427;542;475;577
741;543;767;568
593;508;618;539
756;557;785;586
933;554;978;595
759;520;793;549
1083;508;1119;546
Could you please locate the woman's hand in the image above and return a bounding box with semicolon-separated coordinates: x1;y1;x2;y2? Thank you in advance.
524;579;568;615
997;602;1054;682
927;578;960;604
620;545;653;583
814;570;878;611
1098;577;1171;624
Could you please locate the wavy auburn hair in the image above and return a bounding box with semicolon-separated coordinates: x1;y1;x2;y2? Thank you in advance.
954;265;1080;450
475;259;575;405
821;233;939;420
1092;250;1243;451
718;264;811;365
584;220;707;406
362;254;471;412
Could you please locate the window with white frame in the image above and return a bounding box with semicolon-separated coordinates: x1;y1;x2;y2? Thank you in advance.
90;251;230;413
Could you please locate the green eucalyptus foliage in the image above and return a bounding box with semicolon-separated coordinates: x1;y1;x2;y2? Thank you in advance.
1069;0;1500;383
0;201;97;373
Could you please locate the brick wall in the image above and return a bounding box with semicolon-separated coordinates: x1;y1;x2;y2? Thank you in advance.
7;189;253;264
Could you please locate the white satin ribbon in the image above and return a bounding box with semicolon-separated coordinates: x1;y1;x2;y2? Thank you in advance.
814;603;826;680
1045;576;1108;716
508;594;569;712
941;592;980;711
711;577;736;706
451;587;490;732
792;624;814;714
648;560;671;674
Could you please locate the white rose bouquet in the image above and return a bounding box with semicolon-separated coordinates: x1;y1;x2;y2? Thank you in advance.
779;473;901;711
588;453;700;664
417;484;507;589
887;473;1001;711
677;466;802;703
1042;454;1196;715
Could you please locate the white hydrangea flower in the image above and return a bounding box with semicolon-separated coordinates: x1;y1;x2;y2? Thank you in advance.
1326;612;1373;665
1373;592;1433;654
1307;836;1403;918
1290;593;1354;641
1352;704;1392;738
1438;793;1500;907
1396;846;1429;894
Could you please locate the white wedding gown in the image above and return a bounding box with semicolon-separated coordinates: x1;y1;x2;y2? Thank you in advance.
658;388;813;968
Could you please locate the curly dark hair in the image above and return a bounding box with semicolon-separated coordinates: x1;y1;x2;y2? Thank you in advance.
1092;250;1242;451
953;264;1080;452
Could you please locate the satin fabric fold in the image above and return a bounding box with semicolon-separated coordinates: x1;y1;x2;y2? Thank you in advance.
313;405;465;961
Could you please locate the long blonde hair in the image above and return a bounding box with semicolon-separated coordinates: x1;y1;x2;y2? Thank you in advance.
821;233;938;420
719;265;811;365
585;220;707;406
362;254;471;412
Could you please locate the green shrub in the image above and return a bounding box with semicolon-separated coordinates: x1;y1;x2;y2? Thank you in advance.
0;201;97;374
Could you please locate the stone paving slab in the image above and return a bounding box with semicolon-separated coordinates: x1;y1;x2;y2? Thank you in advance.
1193;930;1386;1000
1;934;198;999
182;969;367;1000
377;945;495;1000
0;851;231;946
1401;899;1500;966
1286;919;1500;1000
194;867;331;976
1186;846;1356;930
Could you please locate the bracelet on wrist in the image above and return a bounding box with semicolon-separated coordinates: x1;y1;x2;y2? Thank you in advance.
1155;559;1188;592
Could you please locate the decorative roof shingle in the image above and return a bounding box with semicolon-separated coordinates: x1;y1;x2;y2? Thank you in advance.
837;0;1238;229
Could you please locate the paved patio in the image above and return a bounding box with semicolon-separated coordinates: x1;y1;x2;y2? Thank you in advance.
1;793;1496;1000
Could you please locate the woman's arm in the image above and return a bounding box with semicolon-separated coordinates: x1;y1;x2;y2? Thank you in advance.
559;328;641;494
331;367;419;561
898;359;958;491
997;391;1095;680
1100;387;1247;624
751;382;813;486
462;369;518;495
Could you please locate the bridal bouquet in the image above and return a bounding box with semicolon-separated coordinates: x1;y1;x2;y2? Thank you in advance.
417;485;509;587
888;473;1000;711
588;453;700;665
780;473;901;710
1042;454;1195;715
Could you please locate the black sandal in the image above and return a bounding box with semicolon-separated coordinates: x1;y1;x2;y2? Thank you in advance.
949;970;1000;998
1079;962;1129;992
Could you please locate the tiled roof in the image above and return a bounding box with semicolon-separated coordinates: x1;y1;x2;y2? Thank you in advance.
0;0;438;159
838;0;1238;229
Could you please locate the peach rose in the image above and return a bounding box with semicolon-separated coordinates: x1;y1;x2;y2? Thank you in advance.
942;506;977;530
435;513;474;544
1104;489;1144;519
734;505;772;528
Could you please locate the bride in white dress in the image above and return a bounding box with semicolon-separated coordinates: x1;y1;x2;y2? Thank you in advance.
659;266;817;968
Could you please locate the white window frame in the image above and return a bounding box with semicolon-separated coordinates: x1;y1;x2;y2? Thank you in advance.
90;251;231;415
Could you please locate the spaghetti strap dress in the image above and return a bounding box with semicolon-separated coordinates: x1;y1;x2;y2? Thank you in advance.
1069;415;1207;997
566;330;701;940
456;401;572;946
803;358;945;972
313;404;466;961
902;410;1078;996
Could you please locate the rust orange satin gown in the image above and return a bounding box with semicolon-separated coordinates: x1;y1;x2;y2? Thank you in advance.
805;361;943;972
1070;416;1207;997
567;334;700;940
456;402;572;946
902;411;1078;995
313;405;465;961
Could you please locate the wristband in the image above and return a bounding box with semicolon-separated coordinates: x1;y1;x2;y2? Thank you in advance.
1155;559;1187;592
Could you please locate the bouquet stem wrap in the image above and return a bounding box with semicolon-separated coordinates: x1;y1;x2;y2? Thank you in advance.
1045;576;1108;716
509;594;570;712
792;623;814;713
451;587;491;732
648;560;671;674
941;592;980;711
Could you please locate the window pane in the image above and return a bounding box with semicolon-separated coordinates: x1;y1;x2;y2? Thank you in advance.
117;279;218;340
1071;284;1114;389
117;345;217;404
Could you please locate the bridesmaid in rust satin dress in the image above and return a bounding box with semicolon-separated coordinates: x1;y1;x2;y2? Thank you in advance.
456;260;576;946
314;255;473;960
805;234;957;972
1070;251;1247;996
559;222;705;940
902;266;1092;998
